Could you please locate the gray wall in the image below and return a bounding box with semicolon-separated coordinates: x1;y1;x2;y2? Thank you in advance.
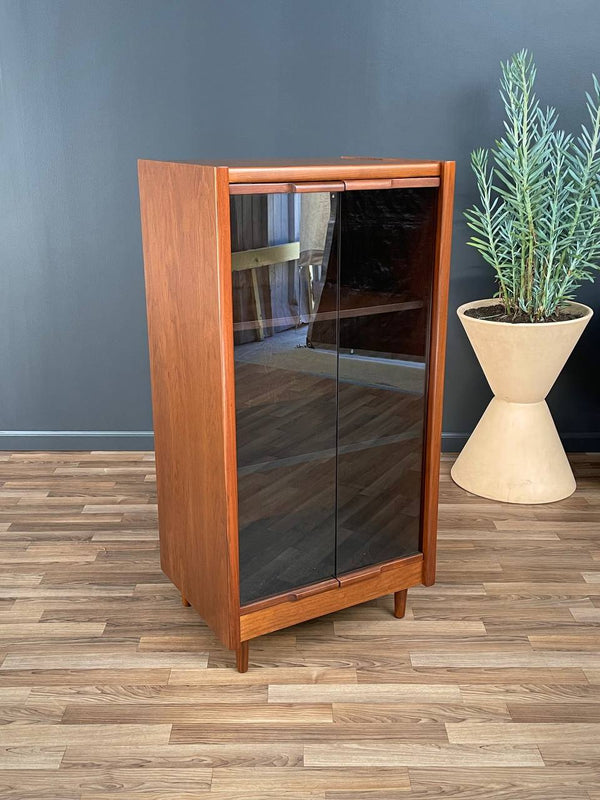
1;0;599;450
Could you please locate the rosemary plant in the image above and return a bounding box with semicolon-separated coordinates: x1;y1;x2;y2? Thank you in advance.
465;50;600;321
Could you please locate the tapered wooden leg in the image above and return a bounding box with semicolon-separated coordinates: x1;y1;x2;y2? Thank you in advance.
181;594;190;607
394;589;407;619
236;641;249;673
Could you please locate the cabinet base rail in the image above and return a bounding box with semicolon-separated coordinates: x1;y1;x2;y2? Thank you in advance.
178;554;422;671
239;553;423;642
234;587;411;672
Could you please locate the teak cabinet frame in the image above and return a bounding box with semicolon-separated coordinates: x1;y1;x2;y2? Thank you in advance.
138;158;455;671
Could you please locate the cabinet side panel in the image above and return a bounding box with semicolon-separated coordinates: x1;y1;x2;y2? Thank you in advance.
421;161;455;586
138;160;239;648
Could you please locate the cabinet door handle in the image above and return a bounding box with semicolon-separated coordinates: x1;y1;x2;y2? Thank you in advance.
344;179;393;190
291;181;345;193
391;177;440;188
229;182;294;195
338;558;413;588
288;578;339;601
338;564;384;587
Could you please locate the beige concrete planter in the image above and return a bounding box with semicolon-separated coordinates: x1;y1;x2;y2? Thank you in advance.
450;299;593;504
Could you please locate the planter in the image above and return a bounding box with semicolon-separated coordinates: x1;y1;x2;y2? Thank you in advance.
450;298;593;504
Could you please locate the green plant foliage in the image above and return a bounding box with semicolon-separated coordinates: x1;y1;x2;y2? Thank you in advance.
465;50;600;321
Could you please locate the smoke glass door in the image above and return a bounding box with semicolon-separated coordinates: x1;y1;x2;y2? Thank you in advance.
335;188;438;574
231;192;340;605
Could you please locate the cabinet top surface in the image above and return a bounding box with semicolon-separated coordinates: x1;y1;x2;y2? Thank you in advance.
139;157;452;183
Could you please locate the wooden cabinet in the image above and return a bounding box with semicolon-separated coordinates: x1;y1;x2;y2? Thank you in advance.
138;158;454;671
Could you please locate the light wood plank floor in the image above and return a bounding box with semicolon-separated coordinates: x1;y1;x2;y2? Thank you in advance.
0;450;598;799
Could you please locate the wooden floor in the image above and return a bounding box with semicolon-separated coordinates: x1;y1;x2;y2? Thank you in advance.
0;451;599;799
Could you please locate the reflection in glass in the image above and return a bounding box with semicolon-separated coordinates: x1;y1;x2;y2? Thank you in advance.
231;192;339;605
311;188;438;575
232;187;438;602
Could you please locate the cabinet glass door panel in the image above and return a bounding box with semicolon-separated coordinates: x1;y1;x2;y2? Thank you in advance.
231;192;340;605
335;188;438;575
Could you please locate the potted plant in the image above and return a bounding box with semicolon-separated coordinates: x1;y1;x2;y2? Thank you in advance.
451;51;599;504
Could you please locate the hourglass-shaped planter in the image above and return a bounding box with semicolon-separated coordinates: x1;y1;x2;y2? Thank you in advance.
451;299;593;504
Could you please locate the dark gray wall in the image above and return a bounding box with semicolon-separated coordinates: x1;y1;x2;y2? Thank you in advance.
1;0;599;450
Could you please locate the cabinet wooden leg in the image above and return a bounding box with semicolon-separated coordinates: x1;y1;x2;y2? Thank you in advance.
236;641;249;673
181;594;190;607
394;589;407;619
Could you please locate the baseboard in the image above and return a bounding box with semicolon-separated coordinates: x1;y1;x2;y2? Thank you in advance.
442;432;600;454
0;430;598;453
0;431;155;451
